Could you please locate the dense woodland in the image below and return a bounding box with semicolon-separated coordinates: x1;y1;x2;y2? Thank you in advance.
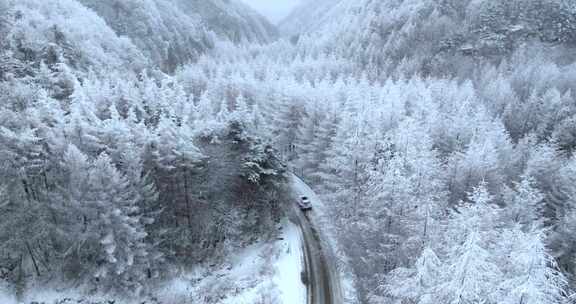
0;0;285;300
2;0;576;303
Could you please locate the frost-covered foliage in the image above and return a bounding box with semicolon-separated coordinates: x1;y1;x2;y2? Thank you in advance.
173;0;576;299
0;0;276;77
76;0;212;73
1;0;147;76
76;0;277;73
278;0;337;37
0;0;286;300
172;0;278;44
3;0;576;302
0;69;286;298
282;0;576;78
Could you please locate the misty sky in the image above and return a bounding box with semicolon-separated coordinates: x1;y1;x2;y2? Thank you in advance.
241;0;301;23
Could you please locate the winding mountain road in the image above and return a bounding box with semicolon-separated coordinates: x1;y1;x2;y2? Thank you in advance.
288;175;343;304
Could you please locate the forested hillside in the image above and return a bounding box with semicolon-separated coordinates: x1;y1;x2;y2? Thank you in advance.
284;0;576;78
77;0;277;72
0;0;285;302
2;0;576;303
278;0;335;37
181;0;576;302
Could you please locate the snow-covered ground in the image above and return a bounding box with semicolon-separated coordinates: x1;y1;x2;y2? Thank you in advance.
0;219;306;304
185;217;305;304
0;285;15;304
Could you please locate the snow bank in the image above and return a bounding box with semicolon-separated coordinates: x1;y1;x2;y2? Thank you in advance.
0;285;15;304
154;218;305;304
273;219;306;304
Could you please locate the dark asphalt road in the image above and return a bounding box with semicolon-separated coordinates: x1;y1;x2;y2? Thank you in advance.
290;175;342;304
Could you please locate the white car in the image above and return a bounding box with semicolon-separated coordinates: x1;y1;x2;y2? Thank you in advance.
298;196;312;211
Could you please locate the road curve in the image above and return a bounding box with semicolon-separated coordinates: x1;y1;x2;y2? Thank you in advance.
289;175;343;304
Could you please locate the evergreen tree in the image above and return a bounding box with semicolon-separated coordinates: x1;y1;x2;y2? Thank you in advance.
65;152;151;293
502;175;545;228
384;247;442;302
499;225;567;304
431;183;502;303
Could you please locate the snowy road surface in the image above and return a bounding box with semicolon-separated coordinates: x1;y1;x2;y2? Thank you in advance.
274;220;307;304
289;174;343;304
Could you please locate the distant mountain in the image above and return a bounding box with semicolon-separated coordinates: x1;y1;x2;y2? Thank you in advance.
278;0;338;37
282;0;576;76
174;0;278;44
76;0;211;73
0;0;277;75
78;0;278;73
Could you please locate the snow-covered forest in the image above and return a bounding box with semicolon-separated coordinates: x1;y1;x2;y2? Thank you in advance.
2;0;576;303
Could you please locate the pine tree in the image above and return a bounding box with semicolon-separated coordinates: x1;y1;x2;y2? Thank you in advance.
502;175;545;228
294;107;322;175
155;115;204;171
269;93;303;162
0;125;53;298
431;183;502;304
384;247;441;302
65;81;103;155
551;161;576;277
230;94;253;132
499;226;568;304
216;98;230;124
446;117;510;204
150;114;206;258
68;152;151;294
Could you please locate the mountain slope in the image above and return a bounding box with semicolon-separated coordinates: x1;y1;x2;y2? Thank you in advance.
78;0;277;72
76;0;212;73
278;0;339;37
0;0;290;300
1;0;278;74
283;0;576;77
1;0;147;78
175;0;278;44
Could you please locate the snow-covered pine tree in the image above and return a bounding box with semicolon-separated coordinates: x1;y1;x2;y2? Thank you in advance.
384;247;442;303
65;81;104;155
502;175;545;228
431;183;502;303
502;225;568;304
77;153;151;294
